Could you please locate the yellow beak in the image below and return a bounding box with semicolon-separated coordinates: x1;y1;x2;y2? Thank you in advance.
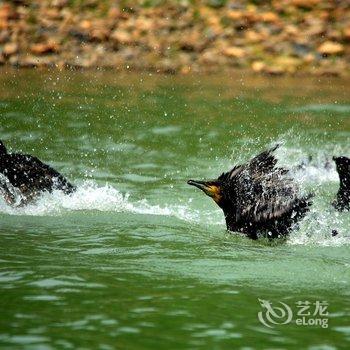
187;180;222;203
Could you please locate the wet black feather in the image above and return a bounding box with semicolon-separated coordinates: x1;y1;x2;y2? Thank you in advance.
0;141;76;205
207;145;312;239
333;156;350;211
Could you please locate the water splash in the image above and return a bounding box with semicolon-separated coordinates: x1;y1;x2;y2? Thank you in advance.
0;142;348;246
272;143;350;246
289;104;350;113
0;180;202;222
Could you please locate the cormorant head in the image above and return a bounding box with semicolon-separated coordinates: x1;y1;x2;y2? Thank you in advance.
187;179;224;206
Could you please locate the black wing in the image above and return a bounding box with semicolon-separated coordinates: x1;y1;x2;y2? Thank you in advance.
3;153;75;194
249;144;281;175
219;144;282;182
228;146;305;223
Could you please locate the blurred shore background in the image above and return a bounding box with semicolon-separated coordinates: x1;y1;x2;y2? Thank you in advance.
0;0;349;76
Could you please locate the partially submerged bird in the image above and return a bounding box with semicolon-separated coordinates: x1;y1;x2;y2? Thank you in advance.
333;156;350;211
0;140;76;206
188;145;313;239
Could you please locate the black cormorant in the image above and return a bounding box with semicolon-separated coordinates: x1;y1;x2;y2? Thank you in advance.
0;140;76;206
188;145;313;239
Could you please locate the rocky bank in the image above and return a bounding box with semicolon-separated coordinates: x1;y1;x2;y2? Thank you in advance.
0;0;349;75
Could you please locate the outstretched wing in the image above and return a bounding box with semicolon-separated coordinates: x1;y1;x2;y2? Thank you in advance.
249;144;281;175
237;171;301;222
219;145;282;183
218;164;243;182
228;146;305;223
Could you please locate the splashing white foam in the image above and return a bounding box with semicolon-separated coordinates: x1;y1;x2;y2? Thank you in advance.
288;232;350;247
292;164;338;185
273;143;340;188
289;104;350;113
272;144;350;246
0;180;202;222
0;142;348;246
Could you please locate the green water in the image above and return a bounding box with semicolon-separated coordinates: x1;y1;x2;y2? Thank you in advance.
0;68;349;349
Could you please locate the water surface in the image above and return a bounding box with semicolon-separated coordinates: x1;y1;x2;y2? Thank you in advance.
0;68;349;349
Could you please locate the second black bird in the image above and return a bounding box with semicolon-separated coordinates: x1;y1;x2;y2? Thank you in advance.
0;140;76;206
333;156;350;211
